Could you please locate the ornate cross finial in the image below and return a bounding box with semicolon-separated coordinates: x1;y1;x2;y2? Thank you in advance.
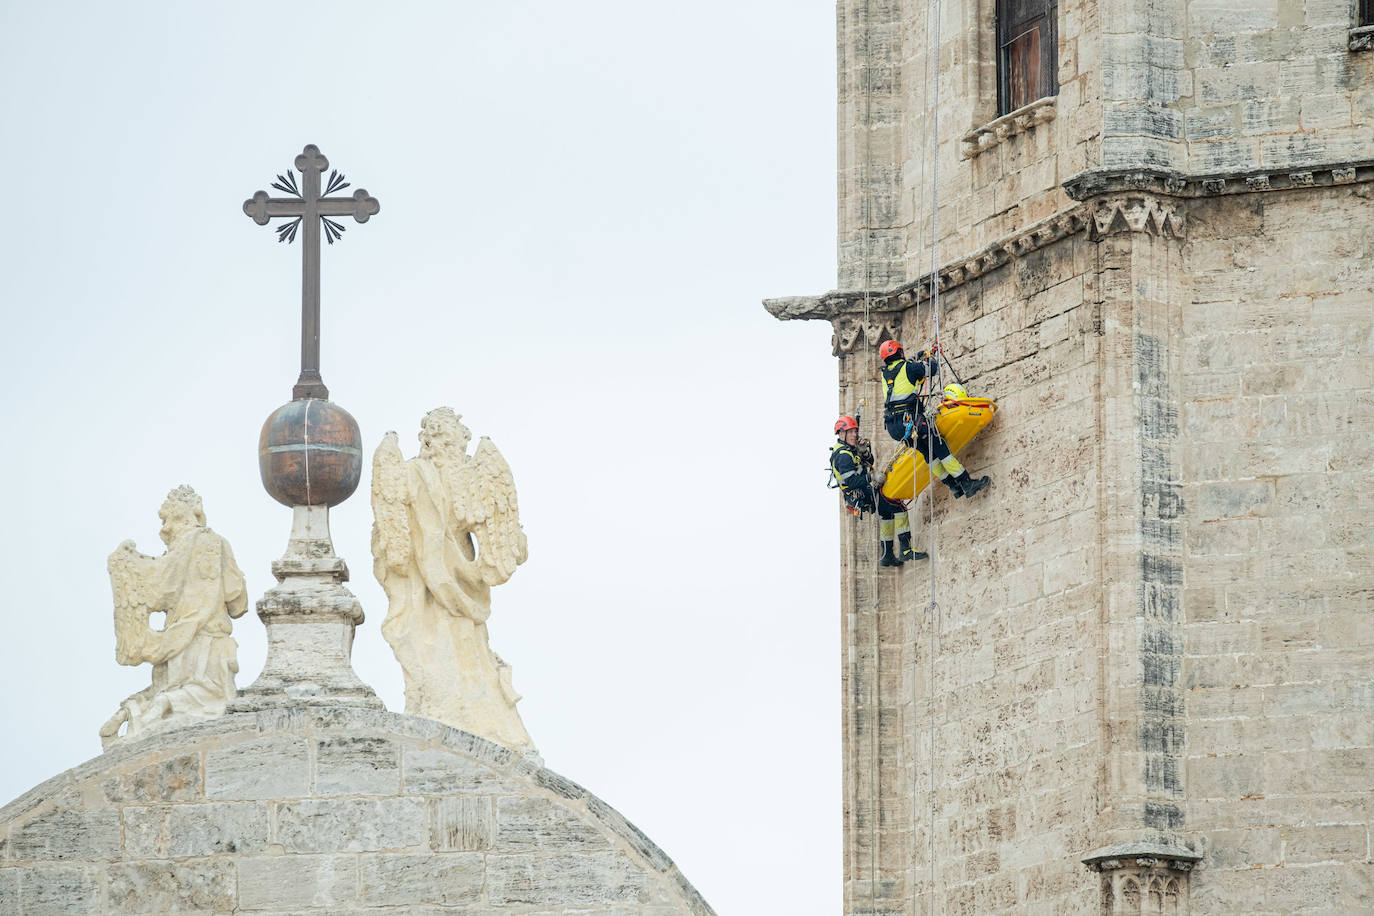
243;144;381;400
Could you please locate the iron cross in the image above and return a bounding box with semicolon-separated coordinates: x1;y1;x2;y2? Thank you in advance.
243;144;380;400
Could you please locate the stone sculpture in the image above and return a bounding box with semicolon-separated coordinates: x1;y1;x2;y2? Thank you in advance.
100;486;248;748
371;408;534;752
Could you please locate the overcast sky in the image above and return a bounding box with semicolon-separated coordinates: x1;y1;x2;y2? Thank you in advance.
0;2;843;912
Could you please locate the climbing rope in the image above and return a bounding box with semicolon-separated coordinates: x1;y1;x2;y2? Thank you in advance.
923;0;945;911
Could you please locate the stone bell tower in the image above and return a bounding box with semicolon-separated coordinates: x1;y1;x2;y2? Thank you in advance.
769;1;1374;913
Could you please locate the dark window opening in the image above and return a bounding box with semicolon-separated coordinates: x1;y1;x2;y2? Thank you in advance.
997;0;1058;115
1363;0;1374;26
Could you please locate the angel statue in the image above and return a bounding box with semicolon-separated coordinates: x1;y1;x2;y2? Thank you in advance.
371;408;534;752
99;485;248;749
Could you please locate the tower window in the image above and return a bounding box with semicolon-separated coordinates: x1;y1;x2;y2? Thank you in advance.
997;0;1057;115
1363;0;1374;25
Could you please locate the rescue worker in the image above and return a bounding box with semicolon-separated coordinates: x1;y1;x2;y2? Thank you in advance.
878;340;990;499
831;415;927;566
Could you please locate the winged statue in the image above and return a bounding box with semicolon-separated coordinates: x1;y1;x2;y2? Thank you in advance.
371;407;533;752
100;486;248;748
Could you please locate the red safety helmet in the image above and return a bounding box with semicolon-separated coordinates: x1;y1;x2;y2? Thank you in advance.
834;415;859;434
878;340;903;361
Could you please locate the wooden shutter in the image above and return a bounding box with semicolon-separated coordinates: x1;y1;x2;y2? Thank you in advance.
997;0;1057;115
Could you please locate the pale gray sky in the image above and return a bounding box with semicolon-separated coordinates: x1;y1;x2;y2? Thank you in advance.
0;2;841;911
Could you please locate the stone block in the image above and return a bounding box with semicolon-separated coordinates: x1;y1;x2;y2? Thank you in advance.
19;865;100;915
315;736;400;796
1190;480;1273;521
102;754;201;804
429;796;493;851
486;852;654;907
237;854;357;909
0;867;16;912
496;796;611;851
1283;825;1368;864
124;802;271;858
402;745;525;795
106;858;236;912
275;796;427;854
7;808;121;861
206;736;310;800
358;852;483;906
1189;0;1279;34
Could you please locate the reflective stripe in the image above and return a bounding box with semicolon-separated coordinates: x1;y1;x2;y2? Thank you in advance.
880;519;895;539
894;512;911;536
883;358;925;409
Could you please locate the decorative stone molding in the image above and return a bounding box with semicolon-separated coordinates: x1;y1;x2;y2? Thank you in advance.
1084;844;1201;916
960;97;1057;159
1088;194;1185;240
1350;25;1374;52
829;312;903;356
764;205;1090;323
1063;160;1374;201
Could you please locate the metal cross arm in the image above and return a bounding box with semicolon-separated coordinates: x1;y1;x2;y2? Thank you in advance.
242;144;381;401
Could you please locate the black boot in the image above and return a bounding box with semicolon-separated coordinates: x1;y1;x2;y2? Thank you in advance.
955;472;990;498
944;474;965;498
880;539;904;567
898;531;928;562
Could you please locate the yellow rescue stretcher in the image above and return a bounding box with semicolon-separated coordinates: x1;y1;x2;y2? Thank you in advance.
880;397;997;502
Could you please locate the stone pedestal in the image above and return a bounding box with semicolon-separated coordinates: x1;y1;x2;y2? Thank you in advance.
230;506;382;711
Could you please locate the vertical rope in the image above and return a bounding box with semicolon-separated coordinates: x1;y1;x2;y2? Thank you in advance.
859;1;881;910
925;0;945;912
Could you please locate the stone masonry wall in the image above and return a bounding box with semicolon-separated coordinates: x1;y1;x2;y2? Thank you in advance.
834;228;1104;913
0;708;711;915
838;0;1102;289
1181;185;1374;913
1103;0;1374;173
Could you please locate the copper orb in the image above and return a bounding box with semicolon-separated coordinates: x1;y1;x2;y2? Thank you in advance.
259;399;363;508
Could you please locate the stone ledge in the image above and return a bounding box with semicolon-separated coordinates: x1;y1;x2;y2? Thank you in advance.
960;97;1057;159
1350;25;1374;52
1082;841;1202;872
764;204;1090;326
1064;160;1374;201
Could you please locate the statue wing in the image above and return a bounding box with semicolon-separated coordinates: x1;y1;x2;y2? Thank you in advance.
108;543;155;666
459;437;529;586
370;431;413;581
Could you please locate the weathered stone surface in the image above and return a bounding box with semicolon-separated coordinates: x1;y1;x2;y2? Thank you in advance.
276;797;428;852
497;796;611;851
102;754;202;804
357;852;483;906
7;808;122;861
487;852;655;907
19;865;100;914
124;802;271;857
402;745;524;796
3;686;709;914
237;854;357;910
315;735;400;796
106;858;237;912
779;3;1374;912
206;735;310;800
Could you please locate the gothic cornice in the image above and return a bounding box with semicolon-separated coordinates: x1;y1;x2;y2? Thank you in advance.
1082;842;1202;874
1089;194;1185;240
764;204;1091;324
1064;159;1374;201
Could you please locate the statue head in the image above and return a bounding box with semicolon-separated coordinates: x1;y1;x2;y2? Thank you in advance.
158;485;206;545
418;408;472;462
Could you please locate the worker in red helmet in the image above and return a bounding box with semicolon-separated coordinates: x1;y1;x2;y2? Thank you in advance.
830;415;927;566
879;340;990;499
